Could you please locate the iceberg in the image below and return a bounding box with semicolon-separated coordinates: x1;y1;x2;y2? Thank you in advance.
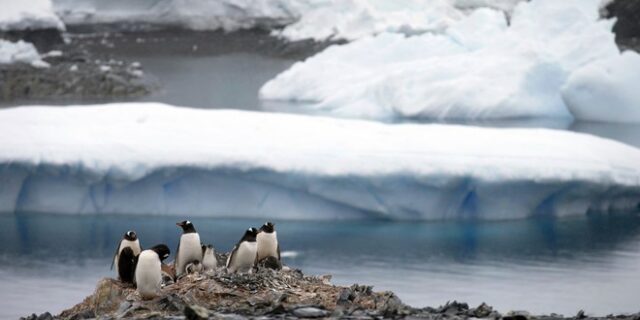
51;0;523;41
260;0;640;123
0;0;65;31
0;40;48;67
562;51;640;123
1;103;639;220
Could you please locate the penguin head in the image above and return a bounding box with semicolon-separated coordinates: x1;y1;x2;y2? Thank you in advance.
150;244;171;261
124;230;137;241
260;222;275;233
176;220;196;233
201;244;213;255
242;227;259;242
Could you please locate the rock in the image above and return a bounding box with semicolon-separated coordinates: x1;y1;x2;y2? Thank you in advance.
292;307;329;318
36;312;53;320
602;0;640;50
470;302;494;318
184;304;210;320
257;256;282;270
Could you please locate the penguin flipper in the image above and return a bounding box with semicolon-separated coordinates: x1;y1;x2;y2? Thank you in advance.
175;237;181;273
226;245;238;269
277;244;281;261
111;240;122;270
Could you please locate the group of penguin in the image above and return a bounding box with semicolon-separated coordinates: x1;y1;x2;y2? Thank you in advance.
111;220;280;299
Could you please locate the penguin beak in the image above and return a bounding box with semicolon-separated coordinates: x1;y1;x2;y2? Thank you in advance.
176;222;183;227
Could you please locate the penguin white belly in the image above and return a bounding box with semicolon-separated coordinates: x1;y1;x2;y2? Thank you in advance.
135;251;162;299
114;239;141;275
257;232;278;261
176;233;201;276
228;242;257;273
202;249;217;270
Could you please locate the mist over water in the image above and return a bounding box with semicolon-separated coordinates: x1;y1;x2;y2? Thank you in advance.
1;214;640;318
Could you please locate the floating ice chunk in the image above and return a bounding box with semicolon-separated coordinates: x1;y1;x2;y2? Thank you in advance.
0;0;65;31
562;51;640;123
0;40;46;66
261;0;628;121
0;103;639;220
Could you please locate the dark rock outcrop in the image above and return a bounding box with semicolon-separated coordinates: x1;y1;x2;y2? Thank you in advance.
602;0;640;51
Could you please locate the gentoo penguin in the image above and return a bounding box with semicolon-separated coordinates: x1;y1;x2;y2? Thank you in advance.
117;247;137;284
185;260;203;274
202;244;217;271
175;220;202;277
112;230;141;279
256;222;280;262
226;227;258;274
135;244;170;299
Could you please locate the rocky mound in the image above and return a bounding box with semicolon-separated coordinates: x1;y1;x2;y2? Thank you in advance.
20;263;640;320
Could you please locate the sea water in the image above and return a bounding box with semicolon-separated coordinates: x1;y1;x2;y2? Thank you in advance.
1;214;640;318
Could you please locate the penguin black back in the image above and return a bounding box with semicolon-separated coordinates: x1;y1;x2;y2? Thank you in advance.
118;247;137;284
150;244;171;261
176;220;196;234
260;222;275;233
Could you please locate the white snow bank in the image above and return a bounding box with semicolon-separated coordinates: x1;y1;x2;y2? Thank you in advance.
0;40;48;67
51;0;523;41
562;51;640;123
0;0;65;31
261;0;639;122
275;0;524;42
1;103;639;220
52;0;302;31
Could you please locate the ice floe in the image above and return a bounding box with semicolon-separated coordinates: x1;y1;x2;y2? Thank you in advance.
1;103;639;220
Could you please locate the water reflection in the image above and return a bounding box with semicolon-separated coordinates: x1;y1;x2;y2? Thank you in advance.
1;213;640;317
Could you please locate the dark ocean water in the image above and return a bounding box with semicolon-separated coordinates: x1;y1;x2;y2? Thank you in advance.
1;214;640;318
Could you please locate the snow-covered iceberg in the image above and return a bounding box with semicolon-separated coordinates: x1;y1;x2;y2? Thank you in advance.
0;40;49;67
52;0;303;31
1;103;639;220
50;0;522;41
0;0;65;31
260;0;640;123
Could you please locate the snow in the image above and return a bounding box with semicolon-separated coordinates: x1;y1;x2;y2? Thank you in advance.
562;51;640;123
0;0;65;31
52;0;302;31
260;0;640;122
1;103;639;220
0;40;48;67
50;0;524;41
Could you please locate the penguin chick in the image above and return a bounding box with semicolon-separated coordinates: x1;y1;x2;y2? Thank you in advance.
112;230;141;277
226;227;258;274
135;244;170;299
175;220;202;278
202;244;217;271
185;260;203;274
257;222;280;262
117;247;137;284
161;263;175;286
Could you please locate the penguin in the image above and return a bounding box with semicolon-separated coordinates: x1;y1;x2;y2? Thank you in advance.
226;227;258;274
161;263;175;285
111;230;141;279
202;244;217;271
256;222;280;262
185;260;203;274
135;244;170;299
117;247;137;284
175;220;202;278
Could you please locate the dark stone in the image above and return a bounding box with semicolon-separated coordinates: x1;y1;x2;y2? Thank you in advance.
0;29;63;52
603;0;640;49
470;302;493;318
184;304;210;320
68;309;95;320
160;293;187;312
36;312;53;320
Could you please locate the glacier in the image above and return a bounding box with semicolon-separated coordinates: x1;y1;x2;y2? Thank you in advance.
1;103;639;220
260;0;640;123
0;0;65;31
50;0;523;41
